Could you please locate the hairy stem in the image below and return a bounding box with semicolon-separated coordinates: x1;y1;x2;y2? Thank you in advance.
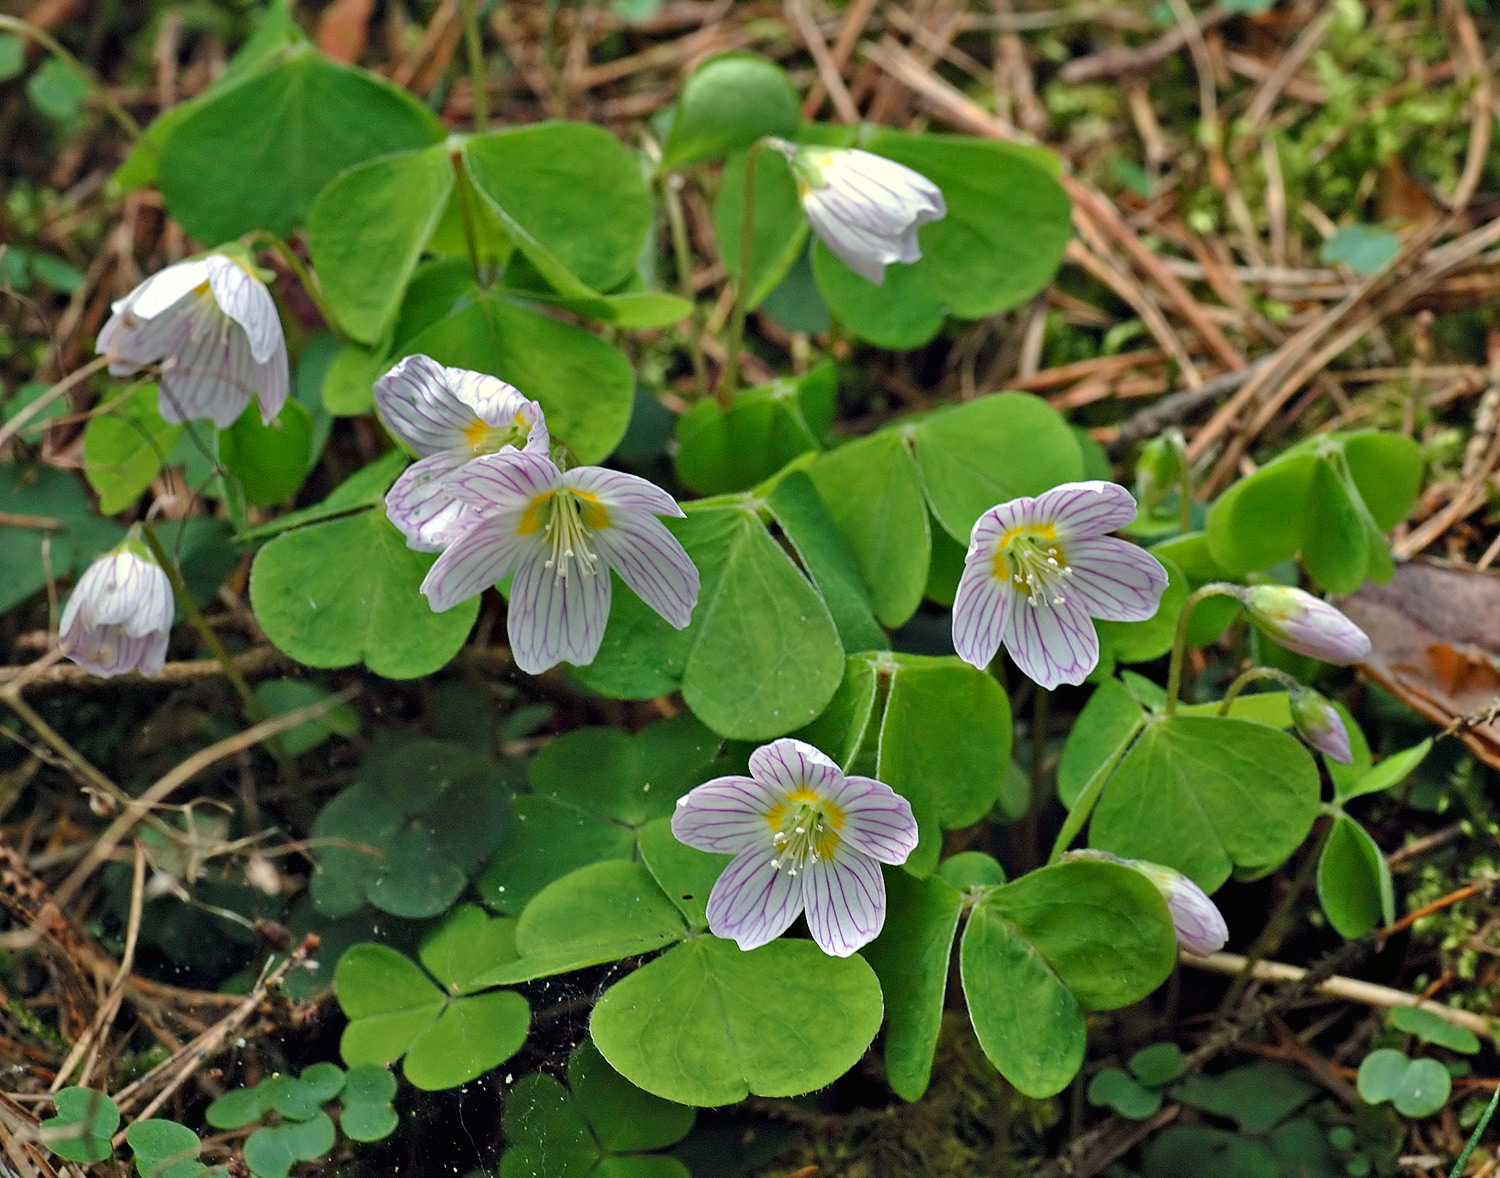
461;0;489;131
718;140;768;404
1164;582;1245;716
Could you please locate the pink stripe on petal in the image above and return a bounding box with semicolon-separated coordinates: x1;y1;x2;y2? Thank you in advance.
451;451;562;510
826;775;918;865
1004;596;1099;690
592;512;699;630
420;519;534;612
386;452;472;552
1064;537;1169;622
565;466;684;518
706;845;803;951
1033;481;1139;541
803;852;885;957
375;355;478;455
206;256;282;364
749;738;843;797
671;776;779;853
968;498;1037;557
952;561;1013;670
507;548;611;674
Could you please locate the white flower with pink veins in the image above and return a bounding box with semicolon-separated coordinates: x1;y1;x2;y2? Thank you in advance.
97;253;288;429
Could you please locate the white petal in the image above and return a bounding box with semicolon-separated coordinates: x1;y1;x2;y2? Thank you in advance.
205;255;282;364
375;355;483;456
951;560;1014;670
803;851;886;957
748;738;843;798
1003;596;1100;690
591;511;698;630
824;775;919;866
156;303;258;428
506;547;611;674
251;332;290;424
706;844;803;952
671;776;781;854
419;516;535;612
450;451;562;511
128;259;213;320
1033;481;1140;541
385;451;473;552
1065;537;1169;623
98;296;198;374
804;198;898;284
564;466;685;519
445;367;548;449
967;498;1040;560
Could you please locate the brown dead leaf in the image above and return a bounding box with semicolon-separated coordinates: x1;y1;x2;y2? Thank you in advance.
315;0;376;64
1340;561;1500;768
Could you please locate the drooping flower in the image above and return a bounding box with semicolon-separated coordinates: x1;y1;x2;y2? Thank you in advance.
59;531;175;678
771;141;946;285
1066;850;1228;957
952;481;1169;690
375;354;550;552
420;451;699;674
671;738;919;957
1290;686;1353;764
96;252;289;429
1242;585;1371;665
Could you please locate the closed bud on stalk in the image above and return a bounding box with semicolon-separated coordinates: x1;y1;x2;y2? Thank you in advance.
59;529;175;678
1242;585;1371;665
1290;687;1353;764
1135;429;1187;515
1065;850;1228;956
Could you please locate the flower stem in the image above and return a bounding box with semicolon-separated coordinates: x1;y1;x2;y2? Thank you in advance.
661;172;709;399
0;16;141;140
450;149;488;289
1217;665;1303;716
717;140;768;405
243;231;347;345
1047;714;1146;864
460;0;489;131
1164;582;1246;716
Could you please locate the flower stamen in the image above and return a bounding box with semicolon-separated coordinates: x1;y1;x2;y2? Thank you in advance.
994;525;1073;608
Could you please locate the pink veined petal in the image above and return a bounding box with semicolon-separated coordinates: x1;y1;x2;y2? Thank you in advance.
156;302;258;428
564;466;685;519
951;560;1015;670
705;844;804;952
591;511;699;630
129;259;212;319
967;498;1039;559
63;624;156;678
136;628;171;677
803;198;897;284
450;450;562;511
205;256;282;364
374;354;479;456
506;546;612;674
802;851;886;957
671;776;781;854
825;775;919;866
1064;537;1169;623
99;295;198;375
1033;480;1140;542
252;333;290;423
1003;595;1100;690
445;367;547;446
419;517;537;612
748;738;844;799
386;451;474;553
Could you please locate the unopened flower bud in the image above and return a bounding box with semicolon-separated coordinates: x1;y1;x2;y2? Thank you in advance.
1135;429;1187;515
1290;687;1352;764
59;531;174;678
1064;850;1228;956
771;140;946;285
1242;585;1371;665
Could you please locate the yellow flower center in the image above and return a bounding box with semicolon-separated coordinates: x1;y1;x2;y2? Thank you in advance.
518;489;610;579
765;785;845;874
462;411;532;456
992;522;1073;607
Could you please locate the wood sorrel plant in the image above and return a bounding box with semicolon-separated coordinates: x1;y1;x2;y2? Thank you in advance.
8;8;1461;1175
